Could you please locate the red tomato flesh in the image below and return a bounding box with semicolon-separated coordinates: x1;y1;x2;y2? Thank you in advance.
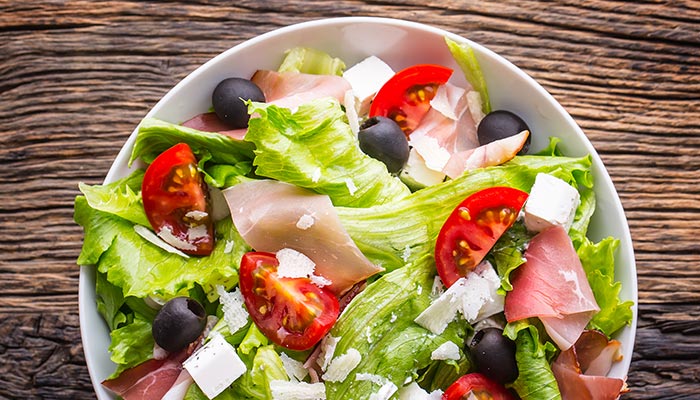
443;373;516;400
238;252;340;351
435;187;528;287
369;64;453;136
141;143;214;256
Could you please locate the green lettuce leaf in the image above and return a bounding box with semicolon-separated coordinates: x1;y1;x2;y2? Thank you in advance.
107;315;154;379
278;47;346;76
78;170;149;227
96;270;127;331
579;237;634;336
337;154;593;271
245;99;411;207
505;320;562;400
489;222;533;293
231;345;288;399
326;255;468;400
445;37;491;114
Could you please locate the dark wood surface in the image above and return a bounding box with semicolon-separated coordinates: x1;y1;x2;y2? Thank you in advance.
1;1;699;398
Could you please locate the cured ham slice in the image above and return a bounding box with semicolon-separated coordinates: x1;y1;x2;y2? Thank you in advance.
181;112;247;140
223;180;382;295
551;345;625;400
102;348;190;400
504;225;599;350
442;130;529;179
251;70;351;110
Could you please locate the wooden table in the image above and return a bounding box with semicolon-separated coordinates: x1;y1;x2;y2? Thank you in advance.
1;1;698;398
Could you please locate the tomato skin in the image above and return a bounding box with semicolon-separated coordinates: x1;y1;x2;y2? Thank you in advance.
435;187;528;287
443;373;516;400
238;252;340;351
369;64;453;136
142;143;214;256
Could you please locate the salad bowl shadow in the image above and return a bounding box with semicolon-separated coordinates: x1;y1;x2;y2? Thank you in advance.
78;16;638;399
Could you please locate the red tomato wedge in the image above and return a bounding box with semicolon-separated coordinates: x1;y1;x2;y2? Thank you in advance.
141;143;214;256
436;187;528;287
238;252;340;351
443;373;516;400
369;64;453;136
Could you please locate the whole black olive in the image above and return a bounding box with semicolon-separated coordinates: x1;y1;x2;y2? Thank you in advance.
469;327;519;384
477;110;531;154
358;116;409;173
152;297;207;352
212;77;265;129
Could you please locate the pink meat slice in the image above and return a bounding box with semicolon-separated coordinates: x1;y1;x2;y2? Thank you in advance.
222;179;383;295
251;70;351;110
102;349;189;400
442;130;529;179
504;225;599;350
181;112;247;140
551;347;625;400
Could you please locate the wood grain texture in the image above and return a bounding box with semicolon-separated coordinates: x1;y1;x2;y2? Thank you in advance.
1;0;699;398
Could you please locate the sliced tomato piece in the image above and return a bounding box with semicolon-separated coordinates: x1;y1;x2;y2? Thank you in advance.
436;187;528;287
238;252;340;351
369;64;453;136
141;143;214;256
443;373;516;400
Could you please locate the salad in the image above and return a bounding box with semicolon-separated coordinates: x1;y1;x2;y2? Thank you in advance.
75;35;634;400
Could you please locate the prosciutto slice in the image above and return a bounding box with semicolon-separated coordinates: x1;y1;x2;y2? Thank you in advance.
442;130;529;179
181;112;247;140
504;225;599;350
551;345;625;400
102;348;190;400
223;180;382;295
251;70;351;110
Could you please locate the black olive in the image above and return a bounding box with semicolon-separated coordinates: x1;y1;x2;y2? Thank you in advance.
469;327;519;384
358;116;409;173
152;297;207;352
212;77;265;129
477;110;531;154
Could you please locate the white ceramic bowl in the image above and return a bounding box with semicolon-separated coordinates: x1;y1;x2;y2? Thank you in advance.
79;16;638;398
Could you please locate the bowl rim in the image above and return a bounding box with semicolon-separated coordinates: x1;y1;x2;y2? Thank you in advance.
79;16;638;398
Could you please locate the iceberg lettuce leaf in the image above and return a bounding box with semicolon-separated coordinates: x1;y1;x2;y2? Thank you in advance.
505;320;561;400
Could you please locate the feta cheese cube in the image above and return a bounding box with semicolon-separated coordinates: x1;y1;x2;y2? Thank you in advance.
342;56;395;113
524;173;581;233
183;332;246;399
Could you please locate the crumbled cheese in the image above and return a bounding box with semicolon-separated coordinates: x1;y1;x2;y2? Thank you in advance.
216;285;248;333
356;373;388;386
183;332;246;399
344;178;358;196
185;210;209;221
466;91;485;126
370;381;398;400
134;225;190;258
322;348;362;382
342;56;395;113
280;353;308;382
311;168;322;183
187;224;209;241
317;335;340;371
223;240;234;254
524;173;581;233
310;274;332;288
408;135;451;172
414;262;504;334
152;342;169;360
430;276;446;299
344;90;361;135
276;248;316;279
430;341;461;361
296;214;316;230
156;225;198;252
269;380;326;400
398;382;443;400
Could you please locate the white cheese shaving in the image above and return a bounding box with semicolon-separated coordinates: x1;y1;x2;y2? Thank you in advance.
414;262;504;334
430;276;446;299
269;380;326;400
185;210;209;221
317;335;340;371
344;90;361;135
296;214;316;230
370;381;398;400
187;224;209;240
355;373;387;386
216;285;248;333
311;168;322;183
398;382;443;400
408;135;451;172
157;225;198;252
310;274;332;288
276;248;317;279
344;178;358;196
183;332;246;399
223;240;234;254
134;225;190;258
322;348;362;382
430;341;461;361
466;91;485;126
280;352;308;382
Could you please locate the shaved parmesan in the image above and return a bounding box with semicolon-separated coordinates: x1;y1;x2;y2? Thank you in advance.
296;214;316;230
317;335;340;371
276;248;316;279
356;373;388;386
310;274;332;288
280;353;308;382
466;91;485;126
398;382;443;400
216;286;248;333
344;178;358;196
344;90;361;135
322;348;362;382
370;381;398;400
157;225;198;252
430;341;460;361
269;380;326;400
185;210;209;221
133;225;190;258
223;240;234;254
